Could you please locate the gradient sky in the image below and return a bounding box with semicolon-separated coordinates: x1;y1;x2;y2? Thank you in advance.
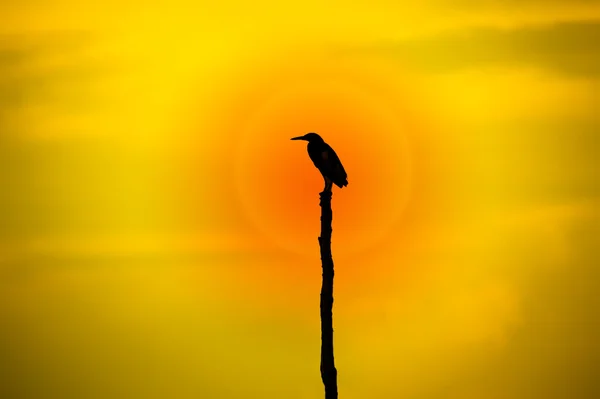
1;1;599;398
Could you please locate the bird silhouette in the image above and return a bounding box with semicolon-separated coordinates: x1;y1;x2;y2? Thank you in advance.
291;133;348;192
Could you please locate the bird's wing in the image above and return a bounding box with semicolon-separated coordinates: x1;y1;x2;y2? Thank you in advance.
321;145;347;183
327;146;347;177
308;146;326;170
325;146;348;187
310;146;334;176
308;143;347;185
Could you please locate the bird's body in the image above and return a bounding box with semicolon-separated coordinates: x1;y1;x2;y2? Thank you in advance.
291;133;348;191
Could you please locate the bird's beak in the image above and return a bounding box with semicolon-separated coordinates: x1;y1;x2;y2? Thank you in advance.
290;136;306;141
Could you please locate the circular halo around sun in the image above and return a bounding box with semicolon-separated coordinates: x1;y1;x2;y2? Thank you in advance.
232;59;416;259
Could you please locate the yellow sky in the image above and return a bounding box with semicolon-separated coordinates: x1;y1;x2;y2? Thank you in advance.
1;1;599;398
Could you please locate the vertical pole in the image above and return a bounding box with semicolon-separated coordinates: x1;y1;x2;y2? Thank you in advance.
318;190;338;399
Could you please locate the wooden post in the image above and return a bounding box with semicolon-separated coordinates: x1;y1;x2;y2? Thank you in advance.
318;189;338;399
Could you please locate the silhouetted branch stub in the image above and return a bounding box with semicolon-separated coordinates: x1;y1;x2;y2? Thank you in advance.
318;189;338;399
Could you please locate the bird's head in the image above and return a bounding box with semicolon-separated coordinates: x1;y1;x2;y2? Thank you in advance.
290;132;323;142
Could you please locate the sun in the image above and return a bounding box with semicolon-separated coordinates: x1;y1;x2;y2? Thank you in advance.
230;55;418;260
174;46;450;299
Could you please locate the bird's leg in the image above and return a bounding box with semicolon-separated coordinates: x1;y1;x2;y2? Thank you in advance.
323;176;333;192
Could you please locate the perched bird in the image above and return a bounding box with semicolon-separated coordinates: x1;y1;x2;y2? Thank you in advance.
291;132;348;192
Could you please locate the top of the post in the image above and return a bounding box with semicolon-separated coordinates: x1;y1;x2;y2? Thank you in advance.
319;190;333;206
319;190;333;199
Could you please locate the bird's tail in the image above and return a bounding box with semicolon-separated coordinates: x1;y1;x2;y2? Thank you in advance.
334;179;348;188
